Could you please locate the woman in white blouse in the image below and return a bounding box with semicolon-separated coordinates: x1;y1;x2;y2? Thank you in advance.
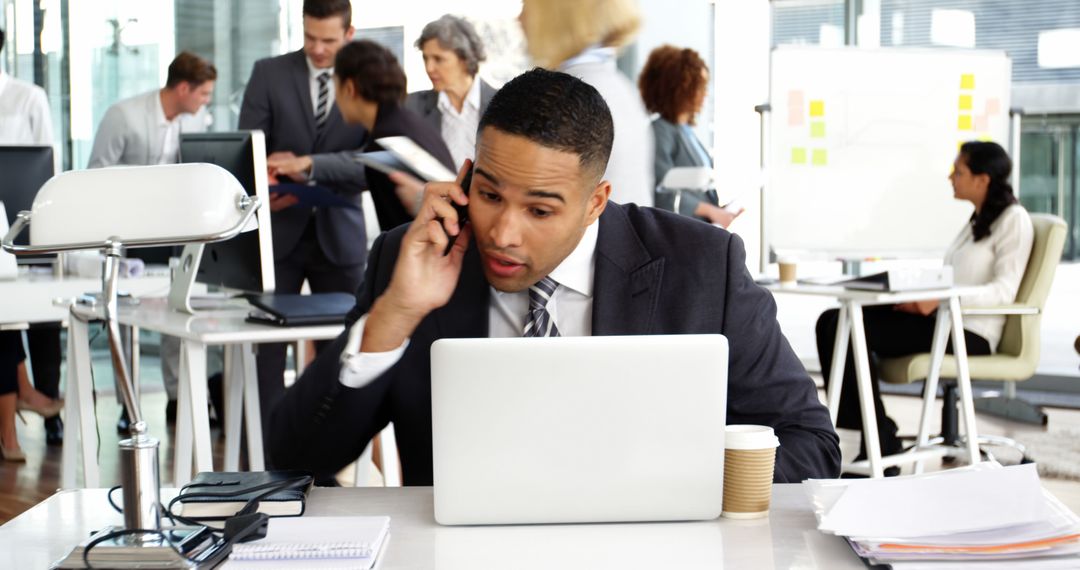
404;15;496;171
815;141;1034;473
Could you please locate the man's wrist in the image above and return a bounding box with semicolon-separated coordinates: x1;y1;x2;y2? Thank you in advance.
361;293;429;353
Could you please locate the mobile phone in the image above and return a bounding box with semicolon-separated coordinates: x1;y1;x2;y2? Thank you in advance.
443;167;472;256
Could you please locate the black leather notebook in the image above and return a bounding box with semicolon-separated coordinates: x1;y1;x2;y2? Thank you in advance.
246;292;354;326
176;471;313;520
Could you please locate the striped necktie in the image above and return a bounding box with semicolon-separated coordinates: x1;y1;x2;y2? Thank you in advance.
523;276;560;337
315;72;331;129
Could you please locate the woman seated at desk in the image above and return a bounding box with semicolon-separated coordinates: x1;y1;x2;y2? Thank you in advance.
815;141;1034;473
1;331;64;461
637;45;740;228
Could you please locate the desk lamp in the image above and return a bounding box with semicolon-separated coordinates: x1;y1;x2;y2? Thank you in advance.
2;163;260;567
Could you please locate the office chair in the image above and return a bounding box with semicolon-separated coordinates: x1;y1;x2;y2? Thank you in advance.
878;214;1067;464
2;163;259;531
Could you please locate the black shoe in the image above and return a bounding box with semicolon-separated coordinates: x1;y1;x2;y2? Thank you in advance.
117;409;131;434
165;399;177;425
44;416;63;445
207;373;224;428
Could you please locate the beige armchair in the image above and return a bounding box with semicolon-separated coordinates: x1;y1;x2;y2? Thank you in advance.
878;214;1067;458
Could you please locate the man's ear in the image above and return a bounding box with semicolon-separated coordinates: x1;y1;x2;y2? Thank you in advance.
344;25;356;42
585;180;611;224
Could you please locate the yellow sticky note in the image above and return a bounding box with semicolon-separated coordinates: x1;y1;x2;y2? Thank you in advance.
960;74;975;90
958;94;973;110
791;147;807;164
810;122;826;138
812;148;828;166
809;100;825;117
958;115;973;131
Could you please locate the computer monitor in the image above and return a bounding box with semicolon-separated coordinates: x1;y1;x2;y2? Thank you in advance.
178;131;275;294
0;145;55;262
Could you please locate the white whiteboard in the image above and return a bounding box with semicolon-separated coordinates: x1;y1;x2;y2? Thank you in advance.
767;47;1012;259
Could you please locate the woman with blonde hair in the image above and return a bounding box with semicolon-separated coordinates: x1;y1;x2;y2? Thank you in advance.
519;0;653;207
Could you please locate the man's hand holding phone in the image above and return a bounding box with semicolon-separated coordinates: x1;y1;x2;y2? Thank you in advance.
361;160;472;353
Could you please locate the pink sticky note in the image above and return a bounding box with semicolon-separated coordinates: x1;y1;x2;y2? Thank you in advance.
975;114;989;132
985;98;1001;116
788;90;805;127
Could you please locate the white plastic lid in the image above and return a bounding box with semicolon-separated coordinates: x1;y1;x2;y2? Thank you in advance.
725;424;780;450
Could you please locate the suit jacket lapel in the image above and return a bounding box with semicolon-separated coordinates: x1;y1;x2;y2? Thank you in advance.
591;205;664;336
421;91;441;132
434;244;490;339
290;51;316;144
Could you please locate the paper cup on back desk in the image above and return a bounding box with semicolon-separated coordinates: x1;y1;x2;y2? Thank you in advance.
722;425;780;519
778;258;797;285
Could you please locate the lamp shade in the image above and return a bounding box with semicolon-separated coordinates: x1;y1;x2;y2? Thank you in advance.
28;163;249;248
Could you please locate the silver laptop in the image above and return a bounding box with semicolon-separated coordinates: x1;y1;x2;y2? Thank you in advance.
431;334;728;525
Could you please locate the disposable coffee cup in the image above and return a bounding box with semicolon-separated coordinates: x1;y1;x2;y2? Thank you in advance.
778;257;797;285
722;424;780;519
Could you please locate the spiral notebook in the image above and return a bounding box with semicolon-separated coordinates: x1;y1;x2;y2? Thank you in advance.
225;516;390;569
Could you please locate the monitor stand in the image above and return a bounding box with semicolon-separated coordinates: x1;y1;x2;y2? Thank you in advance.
168;244;204;314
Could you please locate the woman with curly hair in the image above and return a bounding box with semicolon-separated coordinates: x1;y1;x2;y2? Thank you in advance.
638;45;739;227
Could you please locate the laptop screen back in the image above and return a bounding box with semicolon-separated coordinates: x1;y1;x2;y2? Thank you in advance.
431;334;728;525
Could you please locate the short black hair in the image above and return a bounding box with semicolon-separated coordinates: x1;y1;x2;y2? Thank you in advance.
334;40;407;106
0;28;5;55
478;68;613;183
303;0;351;28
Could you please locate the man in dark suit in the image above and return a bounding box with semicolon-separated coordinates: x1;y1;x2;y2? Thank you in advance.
268;68;841;485
238;0;368;425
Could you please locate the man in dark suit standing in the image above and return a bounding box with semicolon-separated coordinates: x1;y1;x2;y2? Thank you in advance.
268;68;841;485
238;0;368;427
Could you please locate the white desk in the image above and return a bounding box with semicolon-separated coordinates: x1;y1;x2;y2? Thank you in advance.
0;485;864;569
0;270;172;329
64;296;344;488
768;283;982;478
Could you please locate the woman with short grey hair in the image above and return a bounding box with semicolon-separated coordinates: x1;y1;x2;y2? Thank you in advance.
405;14;497;169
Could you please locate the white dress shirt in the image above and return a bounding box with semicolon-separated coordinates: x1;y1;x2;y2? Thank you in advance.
0;69;54;145
340;220;600;388
436;77;482;170
944;203;1034;352
156;94;182;164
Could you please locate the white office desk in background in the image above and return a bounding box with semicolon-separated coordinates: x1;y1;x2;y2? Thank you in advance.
0;269;172;329
0;485;865;569
768;283;982;478
63;296;344;489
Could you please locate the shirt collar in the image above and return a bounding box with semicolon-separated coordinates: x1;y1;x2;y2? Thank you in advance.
547;218;599;297
559;45;617;70
436;77;482;115
154;90;175;127
306;56;333;80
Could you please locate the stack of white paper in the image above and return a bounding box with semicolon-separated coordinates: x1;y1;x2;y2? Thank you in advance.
804;463;1080;568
